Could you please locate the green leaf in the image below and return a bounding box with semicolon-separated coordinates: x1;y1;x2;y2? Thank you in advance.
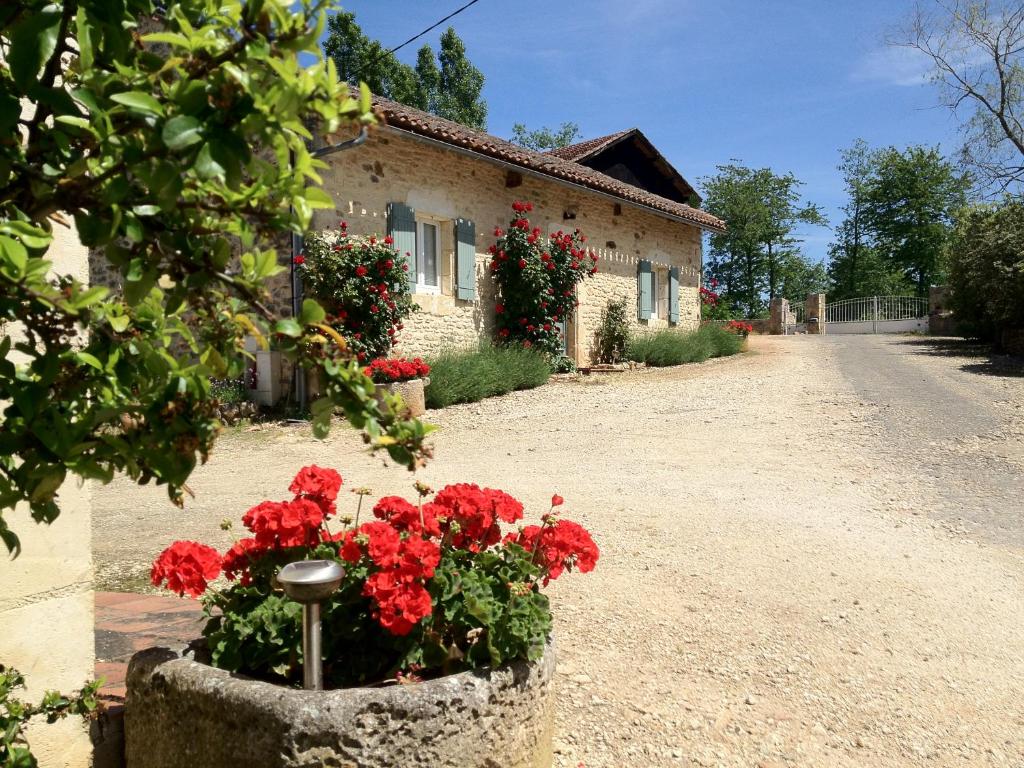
162;115;203;151
132;205;160;217
273;318;302;337
141;31;191;48
54;115;99;137
75;352;103;370
75;7;93;70
0;221;51;250
194;143;225;180
107;315;129;333
0;235;28;278
303;187;334;209
299;299;325;325
9;5;62;89
110;91;165;117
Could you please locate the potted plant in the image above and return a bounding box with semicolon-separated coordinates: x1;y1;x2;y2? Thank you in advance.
725;319;754;339
365;357;431;418
128;467;598;768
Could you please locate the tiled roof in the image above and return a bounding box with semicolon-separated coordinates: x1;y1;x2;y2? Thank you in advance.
370;95;725;233
546;129;636;162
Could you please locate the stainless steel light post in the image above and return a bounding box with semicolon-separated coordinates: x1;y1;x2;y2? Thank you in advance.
276;560;345;690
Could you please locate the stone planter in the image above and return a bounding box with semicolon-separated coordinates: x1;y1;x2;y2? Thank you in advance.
372;376;429;418
125;641;555;768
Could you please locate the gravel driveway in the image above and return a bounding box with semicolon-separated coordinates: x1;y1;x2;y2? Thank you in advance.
93;334;1024;767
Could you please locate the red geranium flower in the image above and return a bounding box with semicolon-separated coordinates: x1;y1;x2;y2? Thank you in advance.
151;541;222;598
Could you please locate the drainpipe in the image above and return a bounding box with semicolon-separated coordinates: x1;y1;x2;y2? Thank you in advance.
290;126;369;415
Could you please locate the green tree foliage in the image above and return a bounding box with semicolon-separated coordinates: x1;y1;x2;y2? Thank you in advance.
323;15;486;129
701;164;826;317
827;140;911;299
0;0;432;554
948;201;1024;344
510;122;582;151
436;27;487;130
900;1;1024;194
861;146;969;296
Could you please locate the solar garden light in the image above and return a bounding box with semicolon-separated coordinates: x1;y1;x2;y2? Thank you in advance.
277;560;345;690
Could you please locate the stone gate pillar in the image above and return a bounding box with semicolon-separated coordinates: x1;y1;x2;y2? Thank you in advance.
806;293;826;335
768;296;789;335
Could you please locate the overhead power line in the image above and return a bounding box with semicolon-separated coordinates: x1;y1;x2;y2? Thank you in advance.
384;0;482;56
345;0;483;83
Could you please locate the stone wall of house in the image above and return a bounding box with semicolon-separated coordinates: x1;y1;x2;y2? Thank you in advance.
2;221;95;768
313;128;705;364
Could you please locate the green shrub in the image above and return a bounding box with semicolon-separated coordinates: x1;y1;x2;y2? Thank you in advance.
594;297;630;363
948;202;1024;345
425;344;551;409
209;377;249;406
626;325;743;367
551;355;577;373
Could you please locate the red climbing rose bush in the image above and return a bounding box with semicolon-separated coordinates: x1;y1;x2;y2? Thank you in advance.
490;201;598;356
150;466;598;688
364;357;430;383
299;222;417;362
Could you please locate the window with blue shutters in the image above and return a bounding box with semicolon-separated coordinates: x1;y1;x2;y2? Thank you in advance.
455;219;476;301
386;202;416;292
668;266;680;324
637;260;652;320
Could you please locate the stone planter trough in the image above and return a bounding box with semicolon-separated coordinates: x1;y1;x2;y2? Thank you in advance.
372;376;429;418
124;641;555;768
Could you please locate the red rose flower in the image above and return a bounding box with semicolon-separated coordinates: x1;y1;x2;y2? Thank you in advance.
293;255;305;265
355;265;368;277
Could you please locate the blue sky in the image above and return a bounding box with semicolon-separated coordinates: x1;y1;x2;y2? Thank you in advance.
328;0;960;265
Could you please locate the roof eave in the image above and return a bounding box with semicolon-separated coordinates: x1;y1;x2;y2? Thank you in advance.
375;123;725;234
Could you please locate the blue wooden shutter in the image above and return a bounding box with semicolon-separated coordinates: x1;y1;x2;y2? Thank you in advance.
638;260;652;320
455;218;476;301
668;266;680;324
387;202;416;292
556;317;568;354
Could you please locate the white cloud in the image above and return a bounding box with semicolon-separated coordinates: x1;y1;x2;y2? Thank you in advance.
850;45;935;87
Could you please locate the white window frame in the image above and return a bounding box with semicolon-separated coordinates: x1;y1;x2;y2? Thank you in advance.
415;216;442;295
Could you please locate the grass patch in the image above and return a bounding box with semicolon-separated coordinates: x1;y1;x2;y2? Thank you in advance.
626;325;744;367
425;344;551;409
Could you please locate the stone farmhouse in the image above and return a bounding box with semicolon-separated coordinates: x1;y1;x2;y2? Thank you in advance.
307;94;726;364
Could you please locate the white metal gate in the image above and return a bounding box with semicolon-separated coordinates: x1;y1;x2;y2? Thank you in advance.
824;296;929;334
784;301;805;335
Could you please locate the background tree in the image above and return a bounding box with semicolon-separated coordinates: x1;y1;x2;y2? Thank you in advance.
947;201;1024;344
510;122;582;151
323;15;487;129
701;164;826;316
899;1;1024;194
322;11;419;105
827;140;911;298
0;0;430;553
861;145;969;296
435;27;487;130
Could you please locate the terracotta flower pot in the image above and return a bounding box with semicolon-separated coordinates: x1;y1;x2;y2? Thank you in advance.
372;377;429;418
125;640;555;768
